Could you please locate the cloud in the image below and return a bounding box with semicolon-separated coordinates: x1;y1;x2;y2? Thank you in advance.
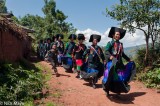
76;28;110;46
121;29;146;47
76;28;146;48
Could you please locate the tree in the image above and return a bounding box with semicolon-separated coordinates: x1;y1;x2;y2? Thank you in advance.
18;0;76;45
20;14;45;40
106;0;160;66
0;0;7;13
42;0;74;37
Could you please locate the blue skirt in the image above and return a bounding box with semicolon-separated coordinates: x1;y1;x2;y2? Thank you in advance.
102;61;136;93
62;55;73;70
80;62;104;80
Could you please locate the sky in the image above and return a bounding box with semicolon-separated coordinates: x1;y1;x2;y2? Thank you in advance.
6;0;146;47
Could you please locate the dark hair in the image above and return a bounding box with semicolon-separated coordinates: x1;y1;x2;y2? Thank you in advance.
52;36;55;42
40;39;43;43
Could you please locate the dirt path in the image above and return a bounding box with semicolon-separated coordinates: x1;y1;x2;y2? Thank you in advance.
37;61;160;106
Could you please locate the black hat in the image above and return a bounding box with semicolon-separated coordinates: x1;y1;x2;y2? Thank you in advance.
40;39;43;43
89;34;101;42
47;38;51;41
56;34;64;39
68;34;77;40
78;34;85;40
52;36;55;41
108;27;126;39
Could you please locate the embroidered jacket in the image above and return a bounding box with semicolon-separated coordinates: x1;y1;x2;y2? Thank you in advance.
105;39;130;69
83;45;105;69
74;44;87;59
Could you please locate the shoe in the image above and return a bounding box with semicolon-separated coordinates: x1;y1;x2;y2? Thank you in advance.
56;73;60;77
75;75;80;78
79;77;82;80
58;63;62;67
79;75;82;79
73;69;77;73
92;84;96;89
89;80;92;85
106;91;110;97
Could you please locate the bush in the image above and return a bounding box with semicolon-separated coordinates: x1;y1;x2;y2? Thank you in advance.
0;61;44;101
137;68;160;89
135;45;160;89
135;46;160;71
134;48;146;72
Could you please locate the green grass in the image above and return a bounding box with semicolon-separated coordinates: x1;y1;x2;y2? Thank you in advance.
33;60;63;106
52;92;62;98
24;101;34;106
34;62;52;82
46;102;57;106
29;59;63;106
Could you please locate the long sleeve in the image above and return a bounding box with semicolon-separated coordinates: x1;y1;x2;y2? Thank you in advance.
121;43;130;61
82;49;89;60
73;44;78;56
99;47;105;61
105;41;112;60
84;45;87;51
63;42;69;55
122;52;130;61
62;42;64;53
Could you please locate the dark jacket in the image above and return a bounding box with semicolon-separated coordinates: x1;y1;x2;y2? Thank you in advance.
74;44;87;59
83;45;105;69
55;40;64;54
64;42;76;55
105;39;130;69
45;48;58;62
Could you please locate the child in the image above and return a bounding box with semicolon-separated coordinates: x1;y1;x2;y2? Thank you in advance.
55;34;64;66
45;43;60;77
74;34;87;78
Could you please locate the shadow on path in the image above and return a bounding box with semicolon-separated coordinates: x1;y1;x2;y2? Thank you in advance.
52;73;71;77
107;92;146;104
83;83;102;89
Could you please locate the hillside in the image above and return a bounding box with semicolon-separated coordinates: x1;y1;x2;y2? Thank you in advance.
124;44;146;58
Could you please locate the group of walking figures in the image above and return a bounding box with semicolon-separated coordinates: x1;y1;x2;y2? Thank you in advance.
37;27;136;96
